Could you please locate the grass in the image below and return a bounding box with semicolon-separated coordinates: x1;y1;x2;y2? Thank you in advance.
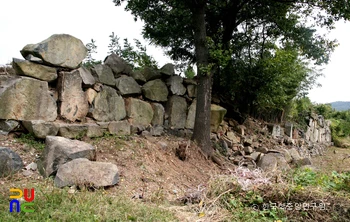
0;180;178;222
16;134;45;150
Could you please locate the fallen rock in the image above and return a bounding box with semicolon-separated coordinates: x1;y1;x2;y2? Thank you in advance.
0;120;19;135
150;125;164;136
257;153;277;172
295;157;312;166
54;158;119;188
125;98;154;126
0;147;23;177
57;70;89;121
92;86;126;122
22;120;59;139
12;58;57;82
288;148;302;161
115;75;141;96
142;79;169;102
0;76;57;121
20;34;87;69
38;136;96;177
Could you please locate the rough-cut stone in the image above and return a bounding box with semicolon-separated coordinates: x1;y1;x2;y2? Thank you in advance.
166;75;186;96
130;70;147;83
78;67;95;87
167;95;187;129
160;63;175;76
104;53;132;76
115;75;141;95
108;120;131;136
58;70;89;122
244;146;254;155
92;64;115;86
185;99;196;129
256;147;269;153
86;123;105;138
150;125;164;136
226;131;240;144
92;86;126;122
38;136;96;177
280;148;292;163
125;98;154;126
142;79;169;102
12;58;57;82
141;67;161;81
270;153;291;171
0;147;23;177
288;148;301;161
257;154;277;172
20;34;87;69
295;157;312;166
22;120;59;139
0;120;19;135
85;88;97;105
187;85;197;98
54;158;119;188
58;124;88;139
210;104;227;133
151;103;165;126
0;76;57;121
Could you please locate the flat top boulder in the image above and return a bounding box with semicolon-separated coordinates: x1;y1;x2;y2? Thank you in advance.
20;34;87;69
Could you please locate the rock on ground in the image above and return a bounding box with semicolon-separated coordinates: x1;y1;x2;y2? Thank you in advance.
0;147;23;177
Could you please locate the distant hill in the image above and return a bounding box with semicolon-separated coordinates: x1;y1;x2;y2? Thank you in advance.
330;101;350;111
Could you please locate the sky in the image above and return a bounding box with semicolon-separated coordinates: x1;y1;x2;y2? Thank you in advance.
0;0;349;104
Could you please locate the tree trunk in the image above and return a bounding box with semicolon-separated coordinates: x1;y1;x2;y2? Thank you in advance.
191;1;213;157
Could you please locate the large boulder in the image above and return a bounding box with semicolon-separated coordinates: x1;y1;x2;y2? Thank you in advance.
0;147;23;177
57;70;89;122
142;79;169;102
130;70;147;84
141;67;161;81
210;104;227;132
22;120;59;139
12;58;57;82
166;75;186;96
91;64;115;86
160;63;175;76
92;86;126;122
38;136;96;177
0;120;19;135
0;76;57;121
115;75;141;96
104;53;132;76
257;153;277;172
167;95;187;129
125;98;154;126
20;34;87;69
54;158;119;188
151;103;165;126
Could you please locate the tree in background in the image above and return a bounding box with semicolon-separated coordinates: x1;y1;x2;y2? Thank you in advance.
113;0;350;157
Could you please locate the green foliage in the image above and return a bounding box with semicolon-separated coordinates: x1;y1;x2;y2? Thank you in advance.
83;39;102;68
17;133;45;150
108;32;158;69
292;167;350;192
184;65;195;79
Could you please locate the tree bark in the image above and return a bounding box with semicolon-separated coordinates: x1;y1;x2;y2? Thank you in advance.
191;1;213;157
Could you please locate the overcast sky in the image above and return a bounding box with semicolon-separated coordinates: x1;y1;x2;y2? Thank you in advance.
0;0;349;104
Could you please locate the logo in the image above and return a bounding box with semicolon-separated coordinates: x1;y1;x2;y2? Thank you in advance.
9;188;35;213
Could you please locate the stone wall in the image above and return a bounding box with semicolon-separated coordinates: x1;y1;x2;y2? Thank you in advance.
0;34;227;138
